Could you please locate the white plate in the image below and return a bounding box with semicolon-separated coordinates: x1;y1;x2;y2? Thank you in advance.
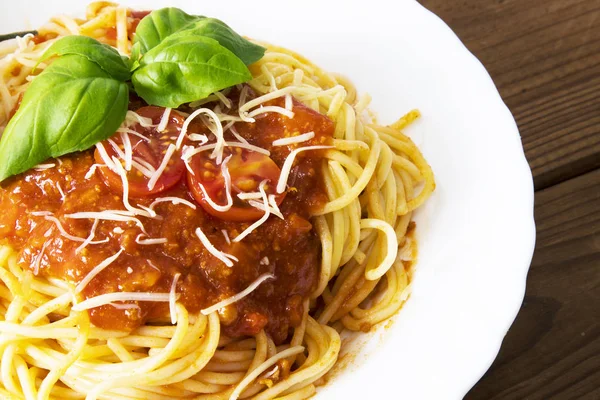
3;1;536;398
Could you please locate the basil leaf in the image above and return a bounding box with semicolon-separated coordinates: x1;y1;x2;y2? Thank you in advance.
0;55;128;182
38;35;131;81
167;18;265;66
131;36;251;108
132;8;265;65
132;7;199;57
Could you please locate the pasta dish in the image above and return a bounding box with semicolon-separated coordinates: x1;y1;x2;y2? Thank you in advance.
0;3;434;399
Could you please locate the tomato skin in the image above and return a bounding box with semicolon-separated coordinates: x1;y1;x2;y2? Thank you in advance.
94;106;187;197
186;148;285;222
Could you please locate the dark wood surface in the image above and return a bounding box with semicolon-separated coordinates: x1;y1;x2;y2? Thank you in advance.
418;0;600;399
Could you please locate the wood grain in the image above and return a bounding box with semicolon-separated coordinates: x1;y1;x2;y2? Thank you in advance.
418;1;600;398
419;0;600;191
465;169;600;400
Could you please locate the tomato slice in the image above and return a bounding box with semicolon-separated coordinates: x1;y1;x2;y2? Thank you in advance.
94;106;187;197
187;148;285;221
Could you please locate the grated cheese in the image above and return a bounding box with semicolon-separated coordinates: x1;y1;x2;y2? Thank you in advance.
247;105;294;119
189;133;209;143
248;199;284;220
201;273;275;315
111;156;155;218
181;141;270;161
120;131;133;171
157;107;172;132
221;230;231;245
56;182;66;200
276;145;333;194
147;144;176;191
135;234;168;245
272;131;315;147
214;91;232;108
233;181;270;242
32;240;51;275
109;302;140;311
197;155;233;212
34;163;56;171
85;163;106;180
237;192;262;200
75;248;124;293
228;125;249;145
149;197;197;211
65;211;148;236
72;291;173;311
260;257;269;266
169;273;181;324
75;219;101;254
125;110;156;128
285;94;293;111
195;227;237;267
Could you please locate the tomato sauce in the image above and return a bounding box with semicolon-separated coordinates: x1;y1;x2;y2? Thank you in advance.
0;93;333;344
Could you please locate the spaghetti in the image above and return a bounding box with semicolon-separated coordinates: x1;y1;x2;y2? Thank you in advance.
0;2;434;399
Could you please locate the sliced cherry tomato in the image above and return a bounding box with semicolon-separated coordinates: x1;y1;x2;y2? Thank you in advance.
94;106;186;197
187;148;285;221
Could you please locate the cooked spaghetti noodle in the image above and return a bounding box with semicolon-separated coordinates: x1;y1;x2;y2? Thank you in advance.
0;3;434;399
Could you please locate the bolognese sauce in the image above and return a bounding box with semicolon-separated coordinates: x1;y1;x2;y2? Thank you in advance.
0;91;333;344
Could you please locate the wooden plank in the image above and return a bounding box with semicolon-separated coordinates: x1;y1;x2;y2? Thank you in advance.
419;0;600;190
465;168;600;399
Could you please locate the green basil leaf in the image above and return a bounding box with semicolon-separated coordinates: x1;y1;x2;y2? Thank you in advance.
167;18;265;66
0;55;128;182
132;8;265;66
132;7;200;56
131;36;251;108
38;35;131;81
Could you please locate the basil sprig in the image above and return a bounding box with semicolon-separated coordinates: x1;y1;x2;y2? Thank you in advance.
0;8;265;182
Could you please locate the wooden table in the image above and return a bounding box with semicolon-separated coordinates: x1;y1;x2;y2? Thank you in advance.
419;1;600;399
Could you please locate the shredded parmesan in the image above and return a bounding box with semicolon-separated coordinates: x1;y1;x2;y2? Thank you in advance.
221;230;231;244
189;133;209;143
111;156;155;218
181;141;270;161
43;216;88;242
214;91;232;108
120;132;133;171
197;155;233;212
157;107;172;132
75;219;101;254
177;108;225;164
237;192;262;200
149;197;197;211
233;181;270;242
228;125;249;145
125;110;156;128
135;234;168;245
34;163;55;171
147;144;176;191
272;131;315;147
65;211;148;235
195;227;237;267
247;106;294;119
109;302;140;311
285;94;293;111
33;240;51;275
248;199;284;220
85;163;106;180
72;292;173;311
276;146;333;193
260;257;269;266
75;249;124;293
55;182;66;200
201;273;275;315
169;273;181;324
